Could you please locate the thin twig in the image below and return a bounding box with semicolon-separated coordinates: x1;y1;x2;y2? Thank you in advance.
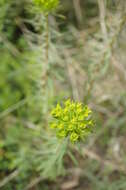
97;0;108;44
0;170;19;188
0;32;20;56
42;15;49;88
25;176;44;190
0;98;27;119
73;0;83;27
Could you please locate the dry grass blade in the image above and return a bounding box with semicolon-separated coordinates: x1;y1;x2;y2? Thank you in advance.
0;170;19;188
82;147;126;173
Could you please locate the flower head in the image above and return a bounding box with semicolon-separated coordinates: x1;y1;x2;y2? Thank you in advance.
50;99;94;143
33;0;59;12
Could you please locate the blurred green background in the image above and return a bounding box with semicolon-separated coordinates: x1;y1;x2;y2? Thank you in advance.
0;0;126;189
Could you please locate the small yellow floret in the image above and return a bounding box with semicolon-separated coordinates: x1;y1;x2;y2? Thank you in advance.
58;130;66;138
70;132;79;142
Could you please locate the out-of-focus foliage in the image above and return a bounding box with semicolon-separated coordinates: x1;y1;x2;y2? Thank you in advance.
0;0;126;189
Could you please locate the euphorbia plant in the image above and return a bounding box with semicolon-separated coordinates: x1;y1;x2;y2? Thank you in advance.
31;0;94;178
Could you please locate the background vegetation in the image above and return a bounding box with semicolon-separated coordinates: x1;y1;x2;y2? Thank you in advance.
0;0;126;189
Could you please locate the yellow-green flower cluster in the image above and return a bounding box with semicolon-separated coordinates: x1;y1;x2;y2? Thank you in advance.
33;0;59;12
50;99;94;143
